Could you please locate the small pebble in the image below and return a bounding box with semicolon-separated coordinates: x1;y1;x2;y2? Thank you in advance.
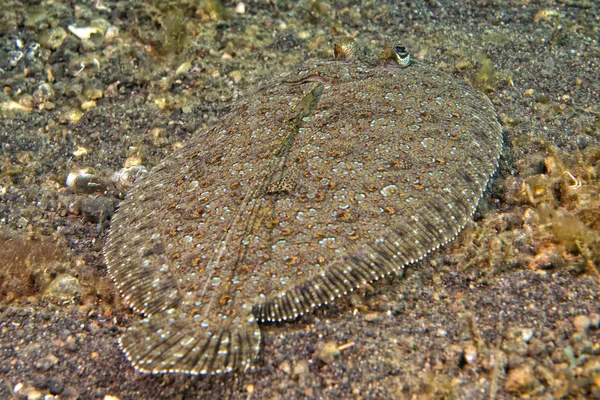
64;109;83;123
229;70;243;84
81;196;116;223
314;340;340;364
44;274;81;301
66;170;109;194
16;216;29;228
13;382;23;393
39;27;67;49
81;99;97;110
293;360;309;377
507;354;526;370
590;313;600;329
279;359;291;375
68;25;102;40
72;148;87;161
33;83;55;104
464;344;477;364
105;26;119;42
435;328;448;338
551;347;567;364
245;384;254;395
65;336;78;352
175;61;192;75
504;364;541;394
503;338;529;357
84;87;104;100
1;100;32;112
527;337;548;357
19;386;43;400
61;386;80;399
572;333;593;356
87;321;101;335
363;312;382;322
583;359;600;377
573;315;591;332
521;328;535;343
19;94;34;109
34;354;59;371
48;377;64;395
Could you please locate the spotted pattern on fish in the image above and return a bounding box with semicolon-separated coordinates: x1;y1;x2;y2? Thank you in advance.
104;38;503;375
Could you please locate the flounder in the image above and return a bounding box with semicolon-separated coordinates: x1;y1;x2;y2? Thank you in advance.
104;37;503;375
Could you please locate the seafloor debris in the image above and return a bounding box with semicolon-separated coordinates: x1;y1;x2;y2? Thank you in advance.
66;169;110;194
104;38;503;375
110;165;148;192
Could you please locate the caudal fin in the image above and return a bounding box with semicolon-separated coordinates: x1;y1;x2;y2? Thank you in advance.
119;312;261;375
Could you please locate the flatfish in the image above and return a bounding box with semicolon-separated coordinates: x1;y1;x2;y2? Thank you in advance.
104;38;503;375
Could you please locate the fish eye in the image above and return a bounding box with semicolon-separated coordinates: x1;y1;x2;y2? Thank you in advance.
394;45;411;68
334;37;361;61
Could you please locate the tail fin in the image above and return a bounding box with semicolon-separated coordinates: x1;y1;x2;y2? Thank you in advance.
119;312;261;375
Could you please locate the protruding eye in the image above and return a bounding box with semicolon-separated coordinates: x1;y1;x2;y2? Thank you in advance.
394;45;411;68
334;37;361;61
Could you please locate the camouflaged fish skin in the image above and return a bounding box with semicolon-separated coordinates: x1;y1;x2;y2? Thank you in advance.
104;39;503;375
